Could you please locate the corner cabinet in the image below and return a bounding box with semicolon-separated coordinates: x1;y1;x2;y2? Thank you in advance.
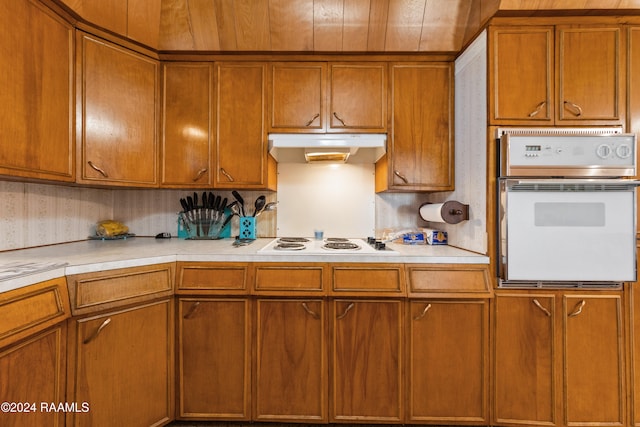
376;63;454;192
215;62;276;190
161;63;213;187
269;62;386;133
0;0;74;182
493;289;626;427
76;32;159;187
489;24;624;126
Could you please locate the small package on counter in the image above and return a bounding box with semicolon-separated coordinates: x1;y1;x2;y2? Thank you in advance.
422;228;448;245
402;232;426;245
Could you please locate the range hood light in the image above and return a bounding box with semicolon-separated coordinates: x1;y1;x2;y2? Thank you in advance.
304;148;351;163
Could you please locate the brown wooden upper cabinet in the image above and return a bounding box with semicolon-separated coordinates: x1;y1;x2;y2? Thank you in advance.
76;32;159;187
161;63;213;188
376;63;454;192
215;62;276;190
489;24;624;126
0;0;74;182
269;62;387;133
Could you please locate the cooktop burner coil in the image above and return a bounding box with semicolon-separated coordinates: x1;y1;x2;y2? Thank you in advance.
322;241;361;251
274;242;306;251
277;237;310;243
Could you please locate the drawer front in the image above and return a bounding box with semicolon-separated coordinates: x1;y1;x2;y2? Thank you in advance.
0;277;70;348
332;265;405;294
254;264;326;293
177;263;249;292
67;263;174;315
407;265;493;297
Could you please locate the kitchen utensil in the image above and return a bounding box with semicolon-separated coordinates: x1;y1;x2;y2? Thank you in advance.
253;195;266;217
193;192;199;208
256;201;277;216
180;198;189;212
232;190;245;216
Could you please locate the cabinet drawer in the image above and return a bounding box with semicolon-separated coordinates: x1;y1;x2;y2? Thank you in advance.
407;264;493;297
177;262;249;293
254;264;326;293
67;263;174;315
0;277;70;349
332;264;405;295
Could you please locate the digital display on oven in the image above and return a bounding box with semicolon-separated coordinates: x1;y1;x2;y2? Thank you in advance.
525;145;542;151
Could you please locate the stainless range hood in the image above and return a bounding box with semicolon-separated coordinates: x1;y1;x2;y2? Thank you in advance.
268;133;386;163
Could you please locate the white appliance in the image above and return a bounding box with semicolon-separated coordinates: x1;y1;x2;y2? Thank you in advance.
268;133;386;163
498;128;638;287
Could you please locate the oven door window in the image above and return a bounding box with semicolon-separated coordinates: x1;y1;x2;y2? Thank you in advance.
505;189;636;282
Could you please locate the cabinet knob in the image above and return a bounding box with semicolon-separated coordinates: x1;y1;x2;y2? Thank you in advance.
393;170;409;184
192;168;208;182
413;303;432;321
301;302;320;319
332;112;347;126
532;299;551;317
336;302;355;320
568;300;586;317
563;100;583;117
305;113;320;127
83;318;112;344
528;101;547;118
220;167;235;182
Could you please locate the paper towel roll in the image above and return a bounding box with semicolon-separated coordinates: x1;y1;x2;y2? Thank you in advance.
419;201;469;224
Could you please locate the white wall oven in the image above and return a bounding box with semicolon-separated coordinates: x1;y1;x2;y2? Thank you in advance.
498;128;638;288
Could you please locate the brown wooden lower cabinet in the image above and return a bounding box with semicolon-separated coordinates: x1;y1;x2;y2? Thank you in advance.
66;298;174;427
177;297;251;420
331;299;403;423
0;325;67;427
407;299;489;425
493;289;625;427
254;298;327;422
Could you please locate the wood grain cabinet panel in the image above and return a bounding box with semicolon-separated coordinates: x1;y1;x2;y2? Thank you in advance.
176;262;249;294
178;297;251;420
161;63;213;187
0;325;67;427
493;290;626;427
628;26;640;235
407;300;488;424
0;0;74;182
406;264;492;298
489;23;624;126
67;299;174;427
331;264;405;295
254;264;326;294
254;299;327;422
331;299;403;422
377;63;453;192
76;32;159;187
215;62;276;190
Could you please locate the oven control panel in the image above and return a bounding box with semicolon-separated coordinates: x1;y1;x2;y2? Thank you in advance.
501;133;637;177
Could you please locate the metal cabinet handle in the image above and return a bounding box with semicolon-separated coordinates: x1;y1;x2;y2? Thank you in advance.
88;161;108;178
528;101;547;118
220;167;234;182
568;300;586;317
413;303;432;321
301;302;320;319
332;112;347;126
532;299;551;317
393;170;409;184
192;168;208;182
563;100;583;117
336;302;355;320
183;301;201;319
305;113;320;127
83;318;111;344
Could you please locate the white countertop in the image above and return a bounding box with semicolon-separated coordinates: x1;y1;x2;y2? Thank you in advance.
0;237;489;293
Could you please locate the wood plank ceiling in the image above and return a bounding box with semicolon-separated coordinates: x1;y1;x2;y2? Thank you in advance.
58;0;640;53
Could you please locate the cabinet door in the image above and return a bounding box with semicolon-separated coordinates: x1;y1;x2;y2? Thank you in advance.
0;0;74;182
557;25;624;124
329;63;387;132
331;299;402;422
0;325;66;427
493;293;557;426
563;294;625;426
270;63;325;131
161;63;213;187
255;299;327;422
408;300;488;424
631;277;640;426
178;298;251;420
77;32;159;186
215;62;275;190
382;63;453;192
489;26;554;124
68;299;173;427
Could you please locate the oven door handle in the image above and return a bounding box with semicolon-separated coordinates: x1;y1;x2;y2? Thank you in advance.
504;179;640;191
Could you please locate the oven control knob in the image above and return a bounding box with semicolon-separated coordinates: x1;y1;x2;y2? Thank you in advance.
616;143;632;159
596;143;612;159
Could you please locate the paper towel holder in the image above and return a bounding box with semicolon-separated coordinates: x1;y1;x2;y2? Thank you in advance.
419;201;469;224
